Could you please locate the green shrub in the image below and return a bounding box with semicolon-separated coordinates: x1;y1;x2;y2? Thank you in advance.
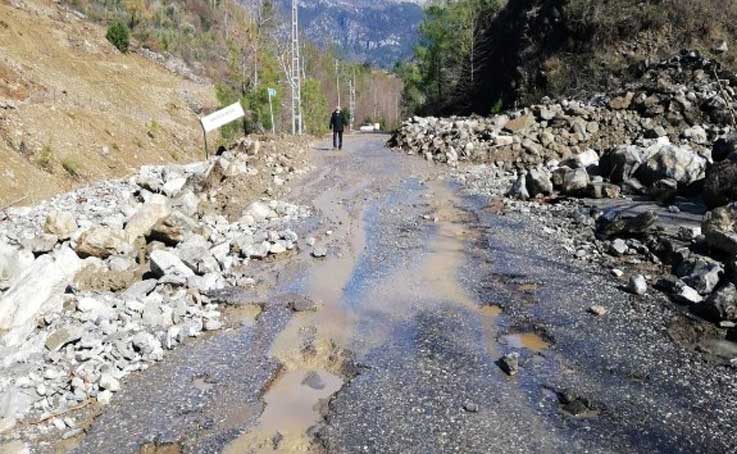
36;144;54;172
61;159;81;178
106;21;130;53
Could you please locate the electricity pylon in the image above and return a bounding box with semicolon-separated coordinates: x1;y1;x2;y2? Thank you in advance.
348;71;356;131
290;0;302;134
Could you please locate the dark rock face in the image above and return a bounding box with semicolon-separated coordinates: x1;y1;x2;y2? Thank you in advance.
276;0;424;68
703;159;737;209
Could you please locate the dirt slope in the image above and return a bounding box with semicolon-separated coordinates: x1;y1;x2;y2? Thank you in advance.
0;0;215;206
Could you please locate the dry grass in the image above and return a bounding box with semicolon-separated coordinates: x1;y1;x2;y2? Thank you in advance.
0;0;216;206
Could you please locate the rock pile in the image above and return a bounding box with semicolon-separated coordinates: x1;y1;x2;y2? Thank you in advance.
0;138;310;436
391;50;734;171
428;51;737;339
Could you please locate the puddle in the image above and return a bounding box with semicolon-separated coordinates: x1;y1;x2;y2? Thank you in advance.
502;332;551;352
480;304;503;317
139;443;181;454
223;369;344;453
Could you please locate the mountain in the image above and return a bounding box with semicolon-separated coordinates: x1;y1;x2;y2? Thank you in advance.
277;0;425;68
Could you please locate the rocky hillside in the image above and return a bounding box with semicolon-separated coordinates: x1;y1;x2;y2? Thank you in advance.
275;0;424;67
0;0;215;207
447;0;737;115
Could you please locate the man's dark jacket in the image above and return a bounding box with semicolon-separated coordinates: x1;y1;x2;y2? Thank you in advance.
330;111;346;132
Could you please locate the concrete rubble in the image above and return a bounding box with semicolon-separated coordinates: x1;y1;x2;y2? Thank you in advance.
0;138;310;441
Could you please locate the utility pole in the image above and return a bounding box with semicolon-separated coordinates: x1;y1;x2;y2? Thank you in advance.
348;70;356;131
335;59;341;108
290;0;303;134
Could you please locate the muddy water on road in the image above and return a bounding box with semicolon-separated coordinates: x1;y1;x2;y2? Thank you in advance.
224;139;503;453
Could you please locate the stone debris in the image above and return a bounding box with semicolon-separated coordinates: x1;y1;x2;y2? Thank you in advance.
588;305;608;317
498;352;520;376
0;138;311;437
312;246;328;258
627;275;648;296
396;50;737;339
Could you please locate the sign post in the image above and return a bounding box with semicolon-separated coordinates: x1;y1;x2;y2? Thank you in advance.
199;102;246;159
267;87;277;135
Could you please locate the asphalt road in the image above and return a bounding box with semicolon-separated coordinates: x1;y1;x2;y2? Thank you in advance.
71;135;737;453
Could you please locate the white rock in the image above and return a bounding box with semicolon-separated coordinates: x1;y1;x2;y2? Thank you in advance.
628;274;647;295
150;250;195;278
97;390;113;405
0;243;34;291
242;201;276;223
162;177;187;198
76;296;116;322
99;373;120;392
75;226;127;259
44;210;78;240
124;195;171;243
0;247;82;347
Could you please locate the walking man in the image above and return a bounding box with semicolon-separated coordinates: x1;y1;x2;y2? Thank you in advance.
330;106;345;150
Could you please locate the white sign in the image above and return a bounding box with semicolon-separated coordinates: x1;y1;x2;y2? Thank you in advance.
200;102;245;133
267;88;277;97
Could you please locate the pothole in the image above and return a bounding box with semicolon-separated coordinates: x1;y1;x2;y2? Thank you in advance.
222;368;344;454
479;304;503;317
502;332;551;352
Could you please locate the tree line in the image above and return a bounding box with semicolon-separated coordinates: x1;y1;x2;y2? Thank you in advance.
397;0;501;117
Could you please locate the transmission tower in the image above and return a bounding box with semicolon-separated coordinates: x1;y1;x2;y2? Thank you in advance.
348;71;356;131
335;59;341;108
290;0;302;134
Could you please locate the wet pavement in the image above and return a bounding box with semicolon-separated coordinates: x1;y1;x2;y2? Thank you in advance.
66;135;736;453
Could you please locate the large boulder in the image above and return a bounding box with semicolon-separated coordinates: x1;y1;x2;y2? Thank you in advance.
595;210;658;240
507;174;530;200
525;168;554;197
636;144;706;187
149;250;195;278
674;254;724;296
0;243;34;291
703;158;737;209
147;211;199;246
43;210;78;240
75;226;127;259
560;149;599;170
553;167;590;196
702;284;737;322
241;201;277;224
0;247;81;346
599;145;643;184
124;195;171;243
702;203;737;256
